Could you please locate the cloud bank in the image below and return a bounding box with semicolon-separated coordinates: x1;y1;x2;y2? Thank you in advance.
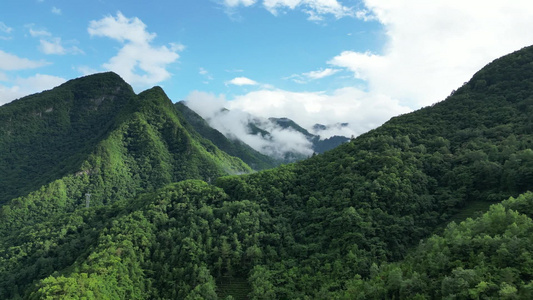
185;91;316;158
185;88;411;157
330;0;533;108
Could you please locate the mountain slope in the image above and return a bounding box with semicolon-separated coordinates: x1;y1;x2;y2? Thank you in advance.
212;45;533;297
0;72;135;203
175;101;279;170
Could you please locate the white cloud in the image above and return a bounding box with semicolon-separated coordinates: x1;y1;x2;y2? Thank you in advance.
329;0;533;108
28;27;83;55
39;38;66;55
185;91;315;158
263;0;354;20
229;87;411;136
0;74;65;105
0;51;60;105
0;50;49;70
329;51;384;81
226;68;244;73
285;67;340;84
186;86;411;153
199;68;209;75
223;0;257;7
0;22;13;34
227;76;258;86
303;68;340;79
29;28;52;37
77;65;99;76
88;12;181;89
219;0;355;20
51;6;61;15
199;67;214;83
170;43;186;52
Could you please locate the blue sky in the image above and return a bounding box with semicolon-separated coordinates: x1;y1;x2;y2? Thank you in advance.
0;0;380;102
2;0;533;141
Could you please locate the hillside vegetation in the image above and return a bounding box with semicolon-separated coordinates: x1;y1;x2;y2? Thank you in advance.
0;45;532;299
0;73;253;233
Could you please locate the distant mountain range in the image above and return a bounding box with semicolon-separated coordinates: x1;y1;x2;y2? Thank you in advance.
179;103;351;162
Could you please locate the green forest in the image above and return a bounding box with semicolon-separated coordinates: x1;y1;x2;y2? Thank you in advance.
0;45;532;299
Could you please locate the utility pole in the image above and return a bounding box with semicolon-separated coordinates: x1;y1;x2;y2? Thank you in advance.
85;193;91;208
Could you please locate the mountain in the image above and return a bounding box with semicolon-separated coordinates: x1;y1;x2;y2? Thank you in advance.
0;72;134;204
174;102;279;170
0;72;251;207
1;45;533;299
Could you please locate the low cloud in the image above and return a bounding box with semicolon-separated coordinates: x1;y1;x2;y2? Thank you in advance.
185;91;315;158
228;87;411;137
88;12;182;90
185;88;411;157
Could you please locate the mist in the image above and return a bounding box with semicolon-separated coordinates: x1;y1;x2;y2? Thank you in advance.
184;91;314;159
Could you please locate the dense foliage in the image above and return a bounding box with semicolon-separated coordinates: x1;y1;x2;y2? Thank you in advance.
340;192;533;299
0;72;135;203
0;45;533;299
0;73;252;238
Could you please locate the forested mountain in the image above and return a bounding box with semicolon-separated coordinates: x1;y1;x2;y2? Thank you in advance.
0;45;533;299
174;102;279;170
0;72;252;222
0;72;135;203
